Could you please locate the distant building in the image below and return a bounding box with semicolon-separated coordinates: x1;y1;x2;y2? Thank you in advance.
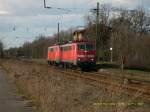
73;28;86;41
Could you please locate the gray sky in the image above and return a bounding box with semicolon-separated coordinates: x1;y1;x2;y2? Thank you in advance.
0;0;149;49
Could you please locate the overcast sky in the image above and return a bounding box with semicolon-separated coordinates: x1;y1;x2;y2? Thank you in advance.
0;0;150;49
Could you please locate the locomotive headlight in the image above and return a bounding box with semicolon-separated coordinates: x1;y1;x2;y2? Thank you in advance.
91;58;94;61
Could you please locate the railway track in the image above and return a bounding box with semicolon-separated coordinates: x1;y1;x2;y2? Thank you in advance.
57;69;150;101
21;59;150;101
23;58;150;84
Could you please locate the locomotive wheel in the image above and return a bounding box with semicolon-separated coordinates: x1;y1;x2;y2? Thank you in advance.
48;61;51;65
64;63;68;69
68;63;72;69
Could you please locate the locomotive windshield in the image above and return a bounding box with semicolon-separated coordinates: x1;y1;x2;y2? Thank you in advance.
78;44;94;51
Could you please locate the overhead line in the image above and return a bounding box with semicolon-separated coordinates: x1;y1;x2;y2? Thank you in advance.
44;0;150;15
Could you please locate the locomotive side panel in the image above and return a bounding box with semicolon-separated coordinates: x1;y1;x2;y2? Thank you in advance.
61;43;77;65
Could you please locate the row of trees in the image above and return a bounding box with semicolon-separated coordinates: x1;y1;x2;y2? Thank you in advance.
3;5;150;69
110;9;150;69
0;40;3;58
84;5;150;69
4;36;55;59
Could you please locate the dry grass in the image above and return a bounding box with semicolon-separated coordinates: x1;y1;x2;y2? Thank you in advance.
1;59;149;112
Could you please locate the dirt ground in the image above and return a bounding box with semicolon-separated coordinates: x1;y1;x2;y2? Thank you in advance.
1;59;150;112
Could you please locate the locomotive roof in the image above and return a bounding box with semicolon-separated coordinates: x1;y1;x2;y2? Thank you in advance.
48;41;95;48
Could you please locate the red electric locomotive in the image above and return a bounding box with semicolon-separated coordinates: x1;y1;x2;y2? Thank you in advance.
61;41;96;68
47;41;96;69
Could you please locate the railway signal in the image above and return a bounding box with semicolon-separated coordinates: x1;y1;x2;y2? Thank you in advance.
110;47;113;63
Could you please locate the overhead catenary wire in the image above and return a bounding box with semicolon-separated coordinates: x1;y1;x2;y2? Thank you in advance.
11;0;150;33
44;0;104;13
43;0;149;15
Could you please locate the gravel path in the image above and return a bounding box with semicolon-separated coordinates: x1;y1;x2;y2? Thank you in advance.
0;68;35;112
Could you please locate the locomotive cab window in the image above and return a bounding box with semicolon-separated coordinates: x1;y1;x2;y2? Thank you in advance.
86;44;94;50
78;44;85;50
78;44;94;51
62;46;71;51
49;47;57;52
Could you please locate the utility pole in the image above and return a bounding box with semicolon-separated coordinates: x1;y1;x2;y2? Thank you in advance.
96;2;100;61
44;0;51;8
96;2;100;40
44;0;46;8
58;22;60;44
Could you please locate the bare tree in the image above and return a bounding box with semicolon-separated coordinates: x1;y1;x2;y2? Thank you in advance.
110;8;150;69
130;8;150;35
